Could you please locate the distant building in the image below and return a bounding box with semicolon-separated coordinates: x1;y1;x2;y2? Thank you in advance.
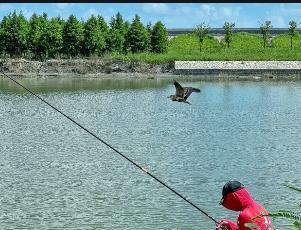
167;28;301;37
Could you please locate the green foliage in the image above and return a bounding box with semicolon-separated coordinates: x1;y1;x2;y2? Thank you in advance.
287;185;301;193
96;15;110;52
168;34;199;54
288;20;299;49
273;34;300;49
29;12;49;59
112;34;222;64
113;32;301;63
223;22;235;48
260;21;272;48
194;22;210;52
107;12;126;53
0;24;4;55
150;21;168;53
107;12;127;53
43;17;64;58
1;11;301;63
168;34;220;54
62;14;84;57
97;15;108;33
229;32;262;49
0;16;9;56
289;21;298;37
83;15;106;56
146;22;152;51
110;12;125;33
295;221;301;230
125;14;148;53
107;30;125;54
124;21;130;34
1;11;30;57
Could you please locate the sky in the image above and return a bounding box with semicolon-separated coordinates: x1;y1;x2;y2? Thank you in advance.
0;3;301;28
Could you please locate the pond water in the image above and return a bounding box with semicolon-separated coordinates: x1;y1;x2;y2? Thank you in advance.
0;76;301;230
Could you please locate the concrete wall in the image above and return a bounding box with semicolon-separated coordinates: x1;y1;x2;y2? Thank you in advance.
174;61;301;77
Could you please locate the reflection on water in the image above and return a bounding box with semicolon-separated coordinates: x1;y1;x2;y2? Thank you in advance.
0;76;301;230
0;76;174;93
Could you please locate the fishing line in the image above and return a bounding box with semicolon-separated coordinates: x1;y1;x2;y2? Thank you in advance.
0;68;220;226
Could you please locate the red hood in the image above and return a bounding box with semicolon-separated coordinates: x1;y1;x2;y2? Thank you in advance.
222;188;255;211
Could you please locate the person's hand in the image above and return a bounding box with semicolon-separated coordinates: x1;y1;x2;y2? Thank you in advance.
214;220;231;230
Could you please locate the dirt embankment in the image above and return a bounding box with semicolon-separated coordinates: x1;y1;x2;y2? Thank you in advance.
1;59;301;80
0;58;174;77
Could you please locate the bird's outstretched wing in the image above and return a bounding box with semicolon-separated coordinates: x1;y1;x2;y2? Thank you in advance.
184;87;200;100
174;81;184;97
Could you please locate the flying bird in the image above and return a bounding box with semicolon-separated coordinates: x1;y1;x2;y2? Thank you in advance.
168;80;200;104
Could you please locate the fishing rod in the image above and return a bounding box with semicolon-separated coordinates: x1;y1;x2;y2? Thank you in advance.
0;68;224;228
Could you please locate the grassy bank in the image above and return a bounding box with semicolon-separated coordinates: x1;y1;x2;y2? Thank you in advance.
112;32;301;64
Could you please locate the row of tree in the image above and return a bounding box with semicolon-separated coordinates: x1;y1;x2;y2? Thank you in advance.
194;20;300;51
0;11;168;60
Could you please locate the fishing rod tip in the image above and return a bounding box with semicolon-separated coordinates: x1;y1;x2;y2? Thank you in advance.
141;167;148;173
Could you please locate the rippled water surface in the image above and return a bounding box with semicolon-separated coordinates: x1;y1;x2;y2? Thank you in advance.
0;77;301;230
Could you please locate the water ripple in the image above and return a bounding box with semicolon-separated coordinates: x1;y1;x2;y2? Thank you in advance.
0;79;300;229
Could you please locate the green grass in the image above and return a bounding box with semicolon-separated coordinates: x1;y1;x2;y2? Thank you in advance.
112;32;301;64
273;34;300;48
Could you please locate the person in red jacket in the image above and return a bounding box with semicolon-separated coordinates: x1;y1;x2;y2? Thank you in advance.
215;180;273;230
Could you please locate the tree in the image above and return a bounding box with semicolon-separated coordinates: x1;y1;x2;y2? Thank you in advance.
95;15;110;53
150;21;168;53
107;29;124;53
223;22;235;48
145;22;152;51
0;27;4;56
194;22;210;52
62;14;84;57
2;11;30;57
106;12;127;53
83;15;106;56
110;12;127;34
125;14;148;53
29;12;49;59
123;21;130;34
288;20;298;49
55;16;65;28
97;15;108;33
260;20;272;49
28;13;39;56
43;17;64;58
0;16;8;55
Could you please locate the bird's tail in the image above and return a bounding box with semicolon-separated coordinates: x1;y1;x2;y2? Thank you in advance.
192;88;201;93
